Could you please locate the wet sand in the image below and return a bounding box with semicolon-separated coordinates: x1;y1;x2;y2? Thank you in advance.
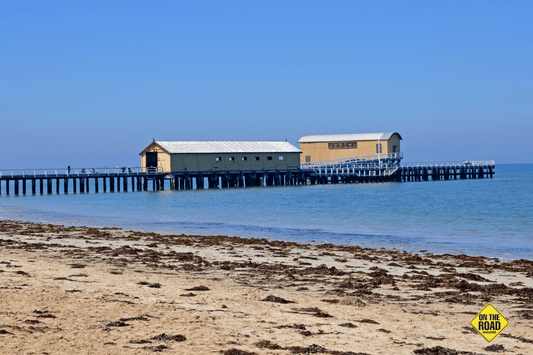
1;220;532;354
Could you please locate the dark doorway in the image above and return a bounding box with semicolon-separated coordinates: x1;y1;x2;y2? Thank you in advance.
146;152;158;168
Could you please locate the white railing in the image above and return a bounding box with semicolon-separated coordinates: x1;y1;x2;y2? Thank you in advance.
401;160;495;168
301;152;403;169
0;167;165;179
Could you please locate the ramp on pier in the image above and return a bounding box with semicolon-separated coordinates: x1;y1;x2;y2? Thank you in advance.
300;152;404;184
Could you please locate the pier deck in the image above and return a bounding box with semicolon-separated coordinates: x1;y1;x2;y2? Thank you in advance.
0;158;495;195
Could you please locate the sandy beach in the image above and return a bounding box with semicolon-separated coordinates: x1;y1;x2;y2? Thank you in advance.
1;220;532;354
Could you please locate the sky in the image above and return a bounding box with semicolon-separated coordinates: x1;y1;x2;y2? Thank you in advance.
1;0;532;169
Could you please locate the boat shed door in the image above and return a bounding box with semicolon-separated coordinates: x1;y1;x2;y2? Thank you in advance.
146;152;158;171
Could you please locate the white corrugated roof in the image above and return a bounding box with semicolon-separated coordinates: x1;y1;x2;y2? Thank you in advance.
298;132;401;143
155;141;301;154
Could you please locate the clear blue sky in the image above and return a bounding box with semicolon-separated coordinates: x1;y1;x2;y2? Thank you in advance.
1;0;532;169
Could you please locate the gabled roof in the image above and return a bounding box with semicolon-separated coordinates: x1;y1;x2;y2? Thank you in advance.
298;132;402;143
140;141;301;155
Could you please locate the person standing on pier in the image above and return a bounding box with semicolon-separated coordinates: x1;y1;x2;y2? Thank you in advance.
68;165;71;174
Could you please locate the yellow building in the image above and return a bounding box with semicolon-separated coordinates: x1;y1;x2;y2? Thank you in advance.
139;141;301;173
298;132;402;163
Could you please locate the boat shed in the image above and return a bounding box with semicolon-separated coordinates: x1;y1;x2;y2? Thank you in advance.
139;141;301;173
298;132;402;163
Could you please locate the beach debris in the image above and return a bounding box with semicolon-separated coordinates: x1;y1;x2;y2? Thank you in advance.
378;328;391;333
33;310;56;318
223;349;257;355
261;295;295;304
321;299;340;304
277;324;306;330
119;315;152;322
413;346;481;354
14;270;31;277
180;292;197;297
28;326;50;333
483;344;505;352
294;307;332;318
0;330;14;335
23;319;41;324
425;336;445;341
184;285;210;291
501;333;533;343
69;263;87;268
140;344;170;352
255;340;282;349
339;297;366;307
150;333;186;342
105;321;129;327
357;319;379;324
338;323;357;328
137;281;161;288
129;339;152;344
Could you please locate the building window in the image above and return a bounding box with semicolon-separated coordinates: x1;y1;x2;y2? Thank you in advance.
242;156;247;161
334;143;338;149
305;156;311;162
279;156;284;160
392;146;397;153
376;144;382;153
353;142;357;149
328;143;334;149
254;156;260;161
267;156;272;160
215;157;221;162
229;157;235;161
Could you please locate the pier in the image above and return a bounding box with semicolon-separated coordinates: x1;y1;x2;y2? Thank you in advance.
0;158;495;195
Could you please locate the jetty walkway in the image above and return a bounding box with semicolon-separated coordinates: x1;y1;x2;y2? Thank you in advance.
0;156;495;195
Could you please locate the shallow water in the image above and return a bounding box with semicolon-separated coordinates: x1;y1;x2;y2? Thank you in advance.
1;164;532;260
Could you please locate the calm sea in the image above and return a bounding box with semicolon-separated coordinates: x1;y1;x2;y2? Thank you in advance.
1;164;532;260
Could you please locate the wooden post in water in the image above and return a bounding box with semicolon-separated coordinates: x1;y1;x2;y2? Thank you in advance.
109;177;114;192
39;179;44;194
103;177;107;192
14;179;19;195
31;179;36;194
116;177;121;192
85;178;89;193
5;180;9;195
95;177;99;192
56;178;60;193
22;179;27;195
73;178;77;193
80;178;85;193
64;178;68;194
123;176;128;192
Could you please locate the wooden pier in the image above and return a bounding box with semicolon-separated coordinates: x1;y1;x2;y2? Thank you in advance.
0;159;495;196
399;161;495;182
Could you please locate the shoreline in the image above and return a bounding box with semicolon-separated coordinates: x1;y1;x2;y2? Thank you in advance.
1;216;530;262
1;220;532;354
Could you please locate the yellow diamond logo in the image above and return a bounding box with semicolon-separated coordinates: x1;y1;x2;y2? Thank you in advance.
470;303;509;342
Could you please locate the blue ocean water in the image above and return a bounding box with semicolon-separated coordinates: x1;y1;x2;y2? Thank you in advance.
1;164;532;260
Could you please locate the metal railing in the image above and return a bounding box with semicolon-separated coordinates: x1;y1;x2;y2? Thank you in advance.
400;160;495;168
301;152;403;169
0;166;165;179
